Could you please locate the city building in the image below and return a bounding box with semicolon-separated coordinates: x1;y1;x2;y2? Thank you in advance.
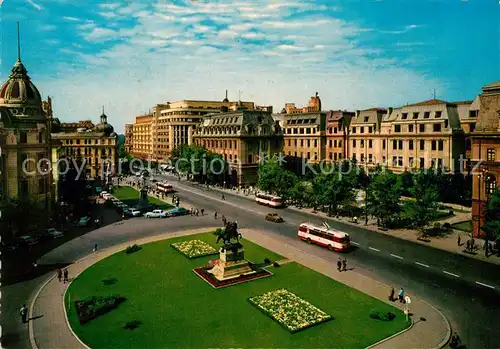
456;99;480;171
282;112;327;164
193;109;283;186
349;108;387;166
470;81;500;238
284;92;322;114
0;35;53;207
326;110;354;162
131;113;153;160
51;110;118;180
124;123;133;154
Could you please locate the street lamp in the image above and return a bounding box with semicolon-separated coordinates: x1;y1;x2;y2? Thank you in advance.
477;166;489;254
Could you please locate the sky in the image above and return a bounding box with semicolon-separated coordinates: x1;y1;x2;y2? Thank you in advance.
0;0;498;134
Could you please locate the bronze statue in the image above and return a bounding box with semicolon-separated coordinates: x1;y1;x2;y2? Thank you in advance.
216;221;242;246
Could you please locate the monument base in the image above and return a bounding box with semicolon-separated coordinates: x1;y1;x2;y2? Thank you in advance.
208;245;254;281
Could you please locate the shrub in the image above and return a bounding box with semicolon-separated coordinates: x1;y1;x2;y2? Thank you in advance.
123;320;141;330
264;258;271;265
125;244;142;254
273;262;280;268
443;222;451;229
214;228;223;235
75;295;126;325
370;311;396;321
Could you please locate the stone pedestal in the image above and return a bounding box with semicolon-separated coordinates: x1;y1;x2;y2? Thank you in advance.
208;244;254;281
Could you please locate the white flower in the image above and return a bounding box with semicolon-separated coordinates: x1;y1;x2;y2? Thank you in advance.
172;240;217;258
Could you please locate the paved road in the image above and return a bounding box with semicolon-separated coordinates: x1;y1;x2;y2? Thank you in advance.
162;176;500;349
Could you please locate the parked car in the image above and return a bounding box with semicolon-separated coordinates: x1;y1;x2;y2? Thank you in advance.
18;235;39;246
44;228;64;239
130;208;142;217
78;216;91;227
144;209;167;218
265;213;284;223
166;207;189;217
100;191;108;197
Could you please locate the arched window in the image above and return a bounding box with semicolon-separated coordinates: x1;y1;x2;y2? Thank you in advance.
486;174;497;195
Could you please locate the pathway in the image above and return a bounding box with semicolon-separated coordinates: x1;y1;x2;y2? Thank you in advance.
30;227;450;349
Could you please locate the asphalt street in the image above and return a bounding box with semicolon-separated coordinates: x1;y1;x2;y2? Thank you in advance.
163;176;500;349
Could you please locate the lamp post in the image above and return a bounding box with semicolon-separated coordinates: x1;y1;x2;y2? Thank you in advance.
477;166;489;253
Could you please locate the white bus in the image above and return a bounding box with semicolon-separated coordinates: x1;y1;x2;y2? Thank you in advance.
255;193;284;208
156;182;174;194
298;222;351;252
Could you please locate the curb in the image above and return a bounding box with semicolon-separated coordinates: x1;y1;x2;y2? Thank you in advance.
365;319;414;349
421;299;452;349
28;274;55;349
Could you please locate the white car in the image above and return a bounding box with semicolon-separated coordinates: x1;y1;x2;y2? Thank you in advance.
46;228;64;238
100;191;108;197
130;209;142;217
144;209;167;218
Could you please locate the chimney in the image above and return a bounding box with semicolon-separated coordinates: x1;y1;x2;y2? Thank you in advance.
356;110;360;117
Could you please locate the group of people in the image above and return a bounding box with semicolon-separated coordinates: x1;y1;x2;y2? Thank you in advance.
388;286;406;303
336;258;348;271
56;268;69;283
189;208;204;216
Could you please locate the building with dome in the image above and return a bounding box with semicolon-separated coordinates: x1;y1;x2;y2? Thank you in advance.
51;108;118;180
0;30;53;206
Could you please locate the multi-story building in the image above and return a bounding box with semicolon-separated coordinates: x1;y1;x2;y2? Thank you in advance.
131;113;153;160
456;99;480;170
284;92;322;114
282;112;326;164
124;123;133;154
326;110;354;162
349;108;387;166
51;111;118;179
470;81;500;238
378;100;465;172
0;44;52;205
193;109;283;186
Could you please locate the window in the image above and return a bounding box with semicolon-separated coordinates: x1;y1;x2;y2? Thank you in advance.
409;140;414;150
470;123;476;132
408;124;414;132
364;117;369;122
383;140;386;149
433;124;441;132
432;140;437;150
352;127;356;134
420;140;425;150
395;125;401;133
248;154;252;163
469;110;478;118
419;157;425;169
368;140;372;148
314;139;317;147
402;113;408;120
329;152;333;160
329;140;332;147
413;112;419;119
393;140;397;149
486;175;497;195
419;124;425;132
306;128;311;134
333;140;337;147
424;112;430;119
399;140;403;149
353;140;356;148
360;127;364;133
360;140;364;147
437;158;443;168
382;156;386;164
409;157;414;167
392;156;397;166
438;140;444;151
444;120;448;129
361;154;365;162
339;140;342;147
435;111;442;118
307;140;310;147
38;132;44;143
369;127;373;133
20;131;27;143
334;153;337;160
398;156;403;166
487;148;495;161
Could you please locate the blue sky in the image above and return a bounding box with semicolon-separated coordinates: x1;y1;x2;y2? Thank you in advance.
0;0;498;133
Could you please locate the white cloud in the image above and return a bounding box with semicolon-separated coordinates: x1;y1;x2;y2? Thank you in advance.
26;0;42;10
83;27;118;42
40;24;56;31
241;32;265;39
99;2;121;10
99;12;118;19
62;16;79;21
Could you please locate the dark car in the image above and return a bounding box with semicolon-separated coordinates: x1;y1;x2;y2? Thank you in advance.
166;207;189;217
265;213;284;223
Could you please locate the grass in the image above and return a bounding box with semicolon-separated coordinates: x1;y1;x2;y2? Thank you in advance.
451;220;472;232
112;186;174;210
434;211;455;221
66;232;409;349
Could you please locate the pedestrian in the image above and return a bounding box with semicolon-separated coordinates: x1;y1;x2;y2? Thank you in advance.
342;258;347;271
196;209;199;216
57;268;62;282
466;239;470;251
222;215;227;225
93;244;98;253
398;288;404;303
214;211;218;219
222;194;225;200
337;258;342;272
389;286;395;301
201;209;204;216
457;234;461;246
63;269;69;283
20;304;28;323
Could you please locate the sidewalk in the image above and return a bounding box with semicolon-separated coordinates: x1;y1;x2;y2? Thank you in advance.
30;227;450;349
183;179;500;266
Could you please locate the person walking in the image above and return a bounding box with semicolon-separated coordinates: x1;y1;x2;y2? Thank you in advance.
398;288;404;303
201;209;204;216
20;304;28;323
466;239;470;251
214;211;218;219
222;215;227;226
57;268;62;282
63;269;69;283
337;258;342;272
221;194;225;200
457;234;461;247
93;244;98;253
342;258;347;271
389;286;395;301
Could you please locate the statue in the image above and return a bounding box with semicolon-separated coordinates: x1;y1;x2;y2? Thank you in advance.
135;186;152;211
215;221;242;247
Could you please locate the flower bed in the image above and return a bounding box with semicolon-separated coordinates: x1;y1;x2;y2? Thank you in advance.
171;239;218;259
248;289;332;333
75;295;126;325
193;266;272;289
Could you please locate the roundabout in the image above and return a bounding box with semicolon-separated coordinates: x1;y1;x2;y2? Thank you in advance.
30;227;450;349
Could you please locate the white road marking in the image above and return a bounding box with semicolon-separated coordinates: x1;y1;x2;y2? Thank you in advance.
475;281;495;289
369;247;380;252
390;254;403;260
443;271;460;278
351;241;360;246
415;262;430;268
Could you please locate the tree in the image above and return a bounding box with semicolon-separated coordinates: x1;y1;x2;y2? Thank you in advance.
402;172;440;235
311;165;356;216
482;189;500;243
367;171;402;227
257;160;297;198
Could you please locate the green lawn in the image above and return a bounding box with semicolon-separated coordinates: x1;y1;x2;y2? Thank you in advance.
66;232;409;349
112;186;174;210
451;220;472;232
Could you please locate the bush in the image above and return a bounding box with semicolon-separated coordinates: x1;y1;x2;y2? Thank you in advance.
273;262;280;268
443;222;451;229
264;258;271;265
369;311;396;321
123;320;141;330
214;228;223;235
125;244;142;254
75;295;126;325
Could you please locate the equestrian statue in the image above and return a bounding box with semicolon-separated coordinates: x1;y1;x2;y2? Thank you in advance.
216;221;242;247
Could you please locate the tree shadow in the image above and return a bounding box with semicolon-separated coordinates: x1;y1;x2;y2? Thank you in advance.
102;277;118;285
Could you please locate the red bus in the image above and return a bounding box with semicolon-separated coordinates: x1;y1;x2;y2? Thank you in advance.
157;182;174;194
298;222;351;252
255;193;284;208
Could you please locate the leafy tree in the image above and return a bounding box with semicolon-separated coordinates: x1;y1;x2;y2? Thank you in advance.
288;181;312;208
482;189;500;242
0;198;47;238
257;160;297;198
367;171;402;227
311;166;356;216
402;172;440;235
